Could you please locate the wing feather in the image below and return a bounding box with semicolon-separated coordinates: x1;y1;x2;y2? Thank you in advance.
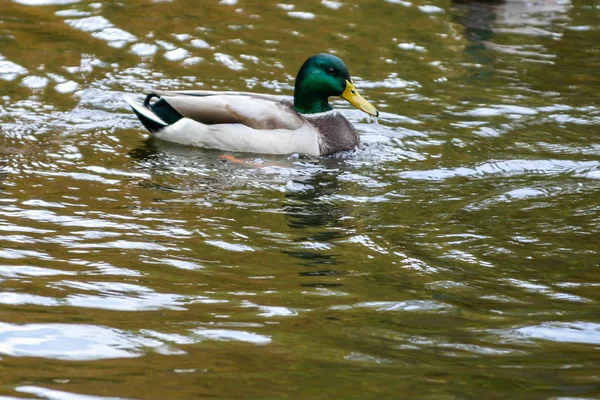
156;93;303;130
151;89;289;102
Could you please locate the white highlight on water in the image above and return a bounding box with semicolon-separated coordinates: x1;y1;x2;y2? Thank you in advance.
130;43;159;57
0;54;28;81
419;5;444;13
164;48;189;61
14;0;80;5
288;11;316;19
398;42;426;52
384;0;411;6
214;53;244;71
322;0;343;10
191;39;210;49
55;81;79;93
21;76;49;89
276;4;295;10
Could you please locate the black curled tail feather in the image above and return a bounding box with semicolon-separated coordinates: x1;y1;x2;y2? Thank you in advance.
148;96;184;126
124;94;168;134
126;92;185;134
143;92;161;108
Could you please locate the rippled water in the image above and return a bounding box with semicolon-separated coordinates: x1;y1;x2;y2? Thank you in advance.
1;0;599;399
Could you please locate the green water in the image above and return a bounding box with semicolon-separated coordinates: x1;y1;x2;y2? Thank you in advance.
0;0;599;399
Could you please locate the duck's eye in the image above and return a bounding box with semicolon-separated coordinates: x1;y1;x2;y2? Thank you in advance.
327;68;337;76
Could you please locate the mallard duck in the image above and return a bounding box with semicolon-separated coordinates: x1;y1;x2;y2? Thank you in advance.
124;53;378;156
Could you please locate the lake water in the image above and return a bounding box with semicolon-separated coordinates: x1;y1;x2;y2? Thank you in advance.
0;0;599;399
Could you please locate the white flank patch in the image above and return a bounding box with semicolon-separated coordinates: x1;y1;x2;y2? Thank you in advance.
155;118;320;156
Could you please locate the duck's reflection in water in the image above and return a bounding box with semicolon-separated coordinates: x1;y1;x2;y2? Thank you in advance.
129;138;357;285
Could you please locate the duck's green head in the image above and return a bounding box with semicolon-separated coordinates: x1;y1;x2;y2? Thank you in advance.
293;53;378;117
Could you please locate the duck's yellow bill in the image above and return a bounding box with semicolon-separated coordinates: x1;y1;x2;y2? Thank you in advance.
341;80;378;117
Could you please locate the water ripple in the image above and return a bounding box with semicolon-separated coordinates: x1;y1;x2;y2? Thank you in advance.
0;0;599;397
0;323;165;360
16;386;130;400
399;159;600;180
191;328;271;344
499;322;600;345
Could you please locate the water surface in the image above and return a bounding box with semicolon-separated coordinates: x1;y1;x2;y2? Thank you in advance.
0;0;599;399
